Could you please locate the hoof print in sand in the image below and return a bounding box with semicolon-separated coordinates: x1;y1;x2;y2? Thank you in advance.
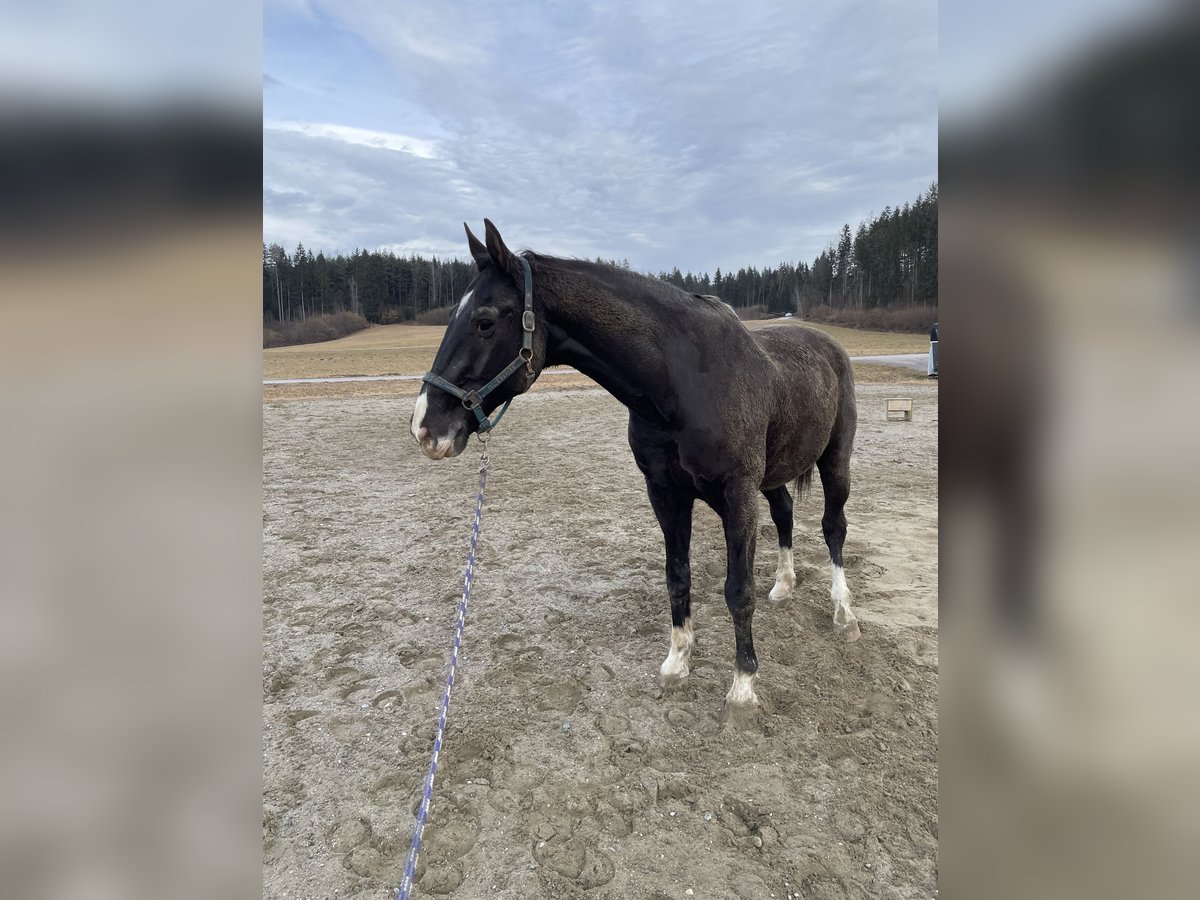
596;713;629;735
370;689;403;709
533;835;616;889
664;707;698;729
418;861;464;895
281;708;318;726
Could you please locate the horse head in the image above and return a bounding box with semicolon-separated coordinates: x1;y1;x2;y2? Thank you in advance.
410;220;544;458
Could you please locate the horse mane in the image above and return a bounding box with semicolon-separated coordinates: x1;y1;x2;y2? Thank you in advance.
524;251;732;316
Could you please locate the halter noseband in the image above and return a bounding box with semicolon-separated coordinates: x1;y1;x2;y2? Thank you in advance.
421;255;535;433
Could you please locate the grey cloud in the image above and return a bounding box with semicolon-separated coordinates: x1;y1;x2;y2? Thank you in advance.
265;0;936;274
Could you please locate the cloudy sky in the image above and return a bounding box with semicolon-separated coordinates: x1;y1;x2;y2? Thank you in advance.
264;0;936;275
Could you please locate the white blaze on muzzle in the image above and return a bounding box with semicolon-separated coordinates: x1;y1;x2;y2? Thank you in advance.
411;389;464;459
410;390;429;442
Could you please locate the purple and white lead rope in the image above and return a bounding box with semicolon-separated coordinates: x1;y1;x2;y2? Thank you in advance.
395;441;489;900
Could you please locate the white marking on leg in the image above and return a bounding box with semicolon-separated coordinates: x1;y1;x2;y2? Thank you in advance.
410;389;429;442
725;670;759;706
768;546;795;602
832;563;850;606
831;563;859;633
660;617;694;681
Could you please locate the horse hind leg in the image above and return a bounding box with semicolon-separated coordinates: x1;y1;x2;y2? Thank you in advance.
763;484;796;602
817;452;861;642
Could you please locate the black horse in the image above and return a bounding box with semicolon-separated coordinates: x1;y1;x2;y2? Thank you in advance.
412;221;859;717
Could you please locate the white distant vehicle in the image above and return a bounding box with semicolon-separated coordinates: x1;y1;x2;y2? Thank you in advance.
782;312;793;318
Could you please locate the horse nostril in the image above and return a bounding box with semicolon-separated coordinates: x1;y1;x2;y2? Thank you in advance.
417;426;429;442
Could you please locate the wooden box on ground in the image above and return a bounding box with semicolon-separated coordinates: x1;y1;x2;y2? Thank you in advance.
886;398;913;421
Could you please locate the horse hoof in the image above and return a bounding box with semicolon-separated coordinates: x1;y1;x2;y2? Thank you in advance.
835;619;862;642
660;669;689;691
719;699;763;731
767;584;792;603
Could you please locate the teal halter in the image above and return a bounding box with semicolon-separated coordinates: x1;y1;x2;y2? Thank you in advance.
421;256;535;433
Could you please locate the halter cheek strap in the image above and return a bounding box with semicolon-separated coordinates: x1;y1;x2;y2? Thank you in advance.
421;256;535;433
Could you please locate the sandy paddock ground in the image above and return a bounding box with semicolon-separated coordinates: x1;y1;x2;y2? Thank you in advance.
263;383;938;899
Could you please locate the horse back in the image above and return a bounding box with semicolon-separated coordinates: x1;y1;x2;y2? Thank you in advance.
753;325;854;402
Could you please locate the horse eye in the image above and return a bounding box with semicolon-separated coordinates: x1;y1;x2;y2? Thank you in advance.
475;318;495;334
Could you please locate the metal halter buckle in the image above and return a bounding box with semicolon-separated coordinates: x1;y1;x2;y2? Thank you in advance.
522;310;536;332
461;391;482;410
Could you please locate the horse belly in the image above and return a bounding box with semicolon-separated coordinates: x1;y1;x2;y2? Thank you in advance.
761;425;826;489
761;376;841;487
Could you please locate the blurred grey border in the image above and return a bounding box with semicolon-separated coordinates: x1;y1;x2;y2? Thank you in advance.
942;1;1200;897
3;1;1199;897
0;3;262;897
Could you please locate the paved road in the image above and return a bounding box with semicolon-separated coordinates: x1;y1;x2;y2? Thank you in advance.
849;353;928;372
263;354;929;385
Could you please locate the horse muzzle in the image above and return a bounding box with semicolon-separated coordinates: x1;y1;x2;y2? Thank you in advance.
414;425;468;460
411;389;471;460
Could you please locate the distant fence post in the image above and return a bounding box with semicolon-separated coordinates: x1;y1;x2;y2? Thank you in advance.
928;322;938;377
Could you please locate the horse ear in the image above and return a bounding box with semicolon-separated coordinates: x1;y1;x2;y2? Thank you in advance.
483;218;518;277
464;223;489;270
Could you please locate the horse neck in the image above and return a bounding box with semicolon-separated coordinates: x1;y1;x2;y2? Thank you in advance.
534;260;673;422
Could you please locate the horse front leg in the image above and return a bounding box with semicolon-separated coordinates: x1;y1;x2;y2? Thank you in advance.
718;478;761;719
645;480;695;686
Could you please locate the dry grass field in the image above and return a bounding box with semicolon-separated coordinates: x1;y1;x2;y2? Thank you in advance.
263;320;930;401
745;320;928;357
850;364;931;385
264;324;448;382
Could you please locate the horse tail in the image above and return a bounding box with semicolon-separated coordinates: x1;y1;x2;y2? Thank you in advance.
793;466;813;501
